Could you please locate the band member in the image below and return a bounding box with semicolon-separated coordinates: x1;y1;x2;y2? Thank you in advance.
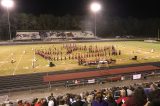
11;58;16;64
69;55;71;60
57;57;59;61
119;50;121;55
61;56;63;61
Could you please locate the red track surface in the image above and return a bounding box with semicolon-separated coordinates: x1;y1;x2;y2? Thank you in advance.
43;65;160;82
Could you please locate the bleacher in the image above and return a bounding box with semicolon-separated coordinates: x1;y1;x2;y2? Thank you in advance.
15;32;41;41
14;30;95;41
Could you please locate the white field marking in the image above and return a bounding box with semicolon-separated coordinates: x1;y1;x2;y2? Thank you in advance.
0;54;12;68
0;61;8;64
144;52;150;54
12;49;26;75
151;56;158;58
23;67;29;69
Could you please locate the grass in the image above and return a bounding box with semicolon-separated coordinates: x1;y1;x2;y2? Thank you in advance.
0;41;160;76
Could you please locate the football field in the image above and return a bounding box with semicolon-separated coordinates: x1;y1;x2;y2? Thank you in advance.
0;41;160;76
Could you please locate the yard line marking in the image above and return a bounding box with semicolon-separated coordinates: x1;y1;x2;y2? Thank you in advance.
12;48;26;75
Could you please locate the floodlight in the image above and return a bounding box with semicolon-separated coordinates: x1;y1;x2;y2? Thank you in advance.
90;2;101;13
1;0;14;41
1;0;14;8
90;2;102;37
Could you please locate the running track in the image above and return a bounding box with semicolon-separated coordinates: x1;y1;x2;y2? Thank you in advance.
43;65;160;82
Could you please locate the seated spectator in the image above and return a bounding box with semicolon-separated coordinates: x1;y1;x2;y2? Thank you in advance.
116;89;128;106
126;89;133;97
125;87;147;106
48;97;55;106
113;90;120;100
31;98;38;106
17;100;23;106
144;83;159;96
150;83;158;92
4;99;13;106
58;98;69;106
41;98;48;106
48;93;57;106
144;88;160;106
147;99;160;106
24;101;31;106
35;99;42;106
71;95;85;106
83;94;93;106
92;93;108;106
144;88;152;96
106;93;117;106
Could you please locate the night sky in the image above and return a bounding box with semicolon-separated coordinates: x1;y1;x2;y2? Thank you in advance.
2;0;160;18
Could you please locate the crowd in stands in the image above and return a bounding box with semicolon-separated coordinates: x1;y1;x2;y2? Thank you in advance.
41;31;94;38
15;31;94;41
2;81;160;106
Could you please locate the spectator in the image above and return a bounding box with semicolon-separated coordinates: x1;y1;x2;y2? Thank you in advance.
35;99;42;106
147;99;160;106
116;89;128;106
150;83;158;91
4;99;13;106
71;95;85;106
48;93;57;106
41;98;48;106
144;88;160;106
83;94;93;106
106;93;117;106
17;100;24;106
58;98;69;106
24;101;31;106
92;93;108;106
48;97;55;106
125;87;147;106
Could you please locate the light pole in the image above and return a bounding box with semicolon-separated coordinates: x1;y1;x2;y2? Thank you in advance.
158;28;159;41
1;0;14;41
90;2;101;37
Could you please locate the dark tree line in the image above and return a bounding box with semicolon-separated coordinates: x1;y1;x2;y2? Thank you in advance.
0;13;160;40
96;16;160;38
0;13;81;40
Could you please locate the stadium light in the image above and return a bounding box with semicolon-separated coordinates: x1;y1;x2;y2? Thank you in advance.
1;0;14;8
90;2;101;37
1;0;14;41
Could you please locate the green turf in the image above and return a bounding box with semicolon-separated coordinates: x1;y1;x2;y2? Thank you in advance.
0;41;160;76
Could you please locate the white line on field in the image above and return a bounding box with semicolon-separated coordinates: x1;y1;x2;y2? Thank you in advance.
12;49;26;75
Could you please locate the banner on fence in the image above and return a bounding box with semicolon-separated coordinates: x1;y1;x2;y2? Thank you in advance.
133;74;141;79
88;79;95;83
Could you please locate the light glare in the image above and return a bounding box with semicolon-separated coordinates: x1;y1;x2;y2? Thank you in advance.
90;2;101;12
1;0;14;8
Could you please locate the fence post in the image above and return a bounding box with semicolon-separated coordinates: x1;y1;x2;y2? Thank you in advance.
8;89;11;97
48;81;51;91
29;87;32;94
